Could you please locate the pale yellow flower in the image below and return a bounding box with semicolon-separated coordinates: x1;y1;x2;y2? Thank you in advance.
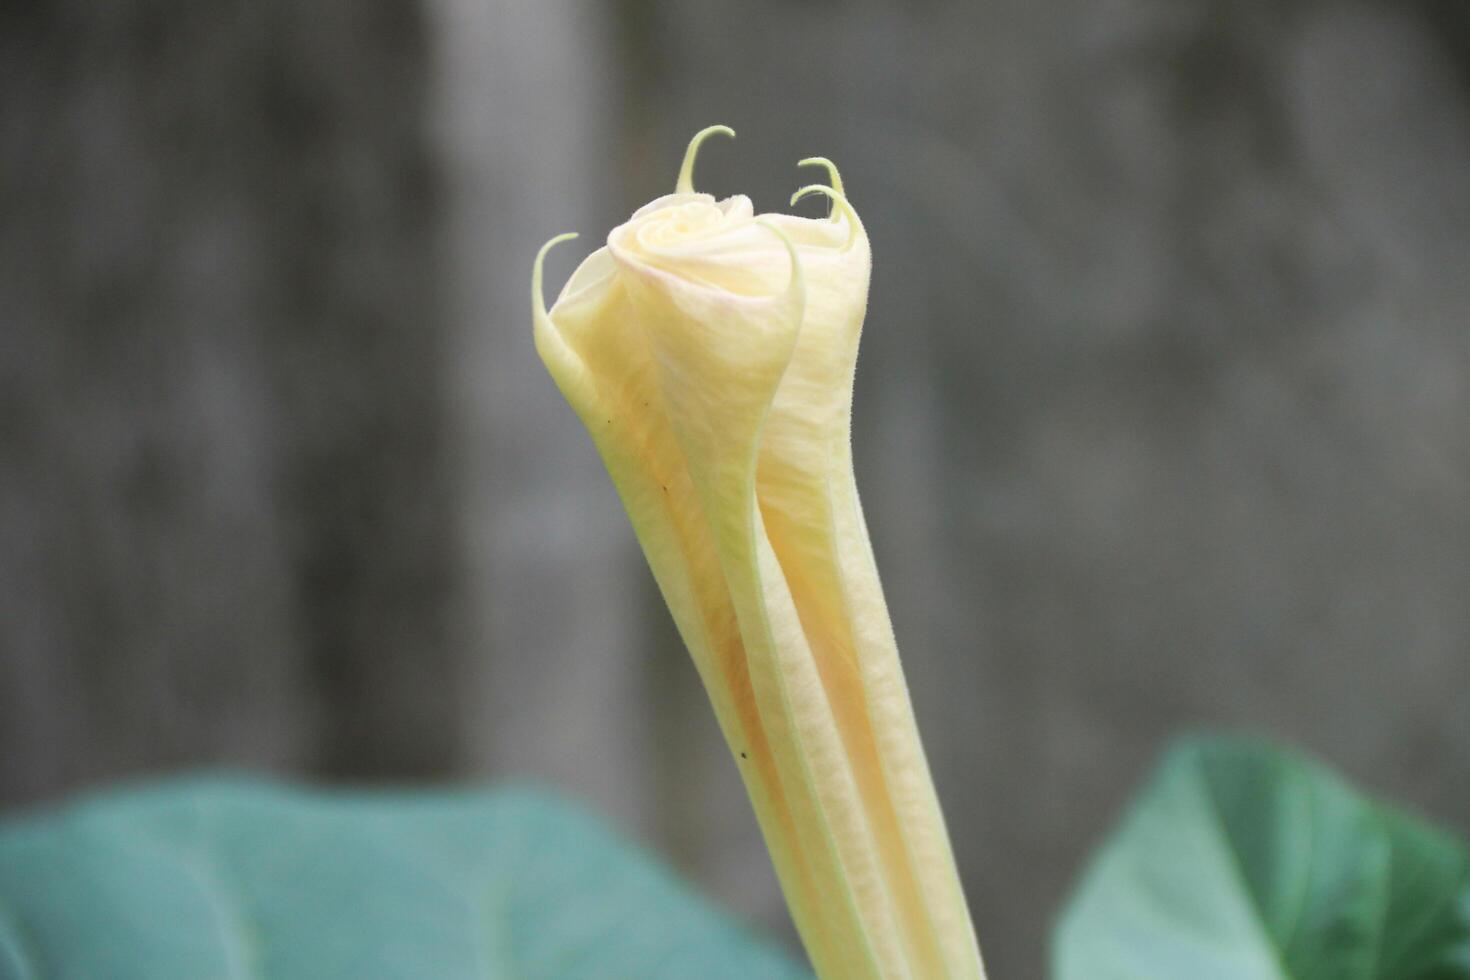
532;126;986;980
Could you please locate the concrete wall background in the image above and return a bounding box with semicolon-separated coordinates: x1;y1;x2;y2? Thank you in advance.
4;1;1468;975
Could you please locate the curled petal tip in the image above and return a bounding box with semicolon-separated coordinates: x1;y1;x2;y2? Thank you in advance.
532;232;580;321
789;184;860;250
676;124;737;194
797;156;846;203
789;183;828;208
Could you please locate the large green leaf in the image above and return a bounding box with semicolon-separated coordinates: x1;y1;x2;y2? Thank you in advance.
0;778;810;980
1054;736;1470;980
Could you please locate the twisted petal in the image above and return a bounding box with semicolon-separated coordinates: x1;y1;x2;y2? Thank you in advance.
534;137;985;980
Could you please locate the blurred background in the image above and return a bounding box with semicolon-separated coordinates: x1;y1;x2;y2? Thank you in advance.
3;0;1468;975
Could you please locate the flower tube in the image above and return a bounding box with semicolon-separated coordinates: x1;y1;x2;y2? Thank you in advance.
532;126;986;980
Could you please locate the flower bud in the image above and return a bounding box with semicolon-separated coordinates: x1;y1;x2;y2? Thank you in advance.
533;127;986;980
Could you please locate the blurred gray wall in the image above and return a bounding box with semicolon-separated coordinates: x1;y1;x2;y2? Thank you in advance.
1;0;455;793
3;1;1469;976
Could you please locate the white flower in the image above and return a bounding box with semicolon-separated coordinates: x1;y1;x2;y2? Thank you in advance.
533;126;986;980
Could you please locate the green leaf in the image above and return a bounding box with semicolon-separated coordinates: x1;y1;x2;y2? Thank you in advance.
1053;736;1470;980
0;778;811;980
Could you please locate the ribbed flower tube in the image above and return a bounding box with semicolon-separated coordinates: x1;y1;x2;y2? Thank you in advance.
531;126;987;980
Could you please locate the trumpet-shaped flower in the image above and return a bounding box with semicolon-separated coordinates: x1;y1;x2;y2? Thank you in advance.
532;126;986;980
